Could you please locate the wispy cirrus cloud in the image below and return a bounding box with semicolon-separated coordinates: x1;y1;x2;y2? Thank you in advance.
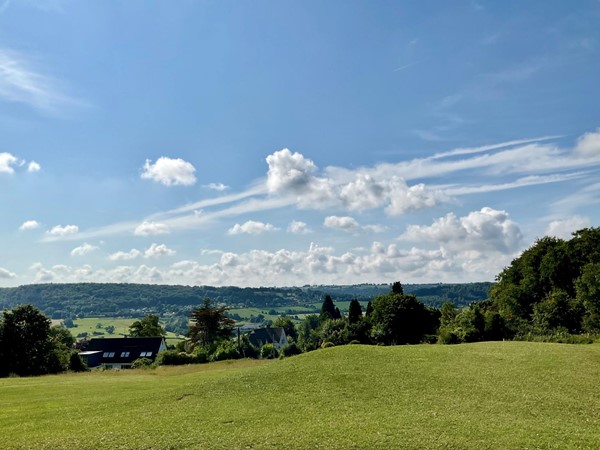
39;128;600;245
0;48;84;115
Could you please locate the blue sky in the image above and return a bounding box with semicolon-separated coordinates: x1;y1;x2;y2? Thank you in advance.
1;0;599;287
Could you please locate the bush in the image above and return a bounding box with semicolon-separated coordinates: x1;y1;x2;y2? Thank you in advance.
69;352;87;372
131;357;154;369
437;329;460;345
210;340;241;362
260;343;279;359
280;342;302;357
514;331;597;344
156;350;196;366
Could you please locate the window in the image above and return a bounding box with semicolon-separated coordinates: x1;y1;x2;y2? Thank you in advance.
120;352;130;357
140;351;153;357
103;352;115;358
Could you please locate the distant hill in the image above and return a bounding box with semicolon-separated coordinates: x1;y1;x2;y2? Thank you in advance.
0;282;493;319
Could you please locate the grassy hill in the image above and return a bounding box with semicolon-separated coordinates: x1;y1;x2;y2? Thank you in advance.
1;342;599;449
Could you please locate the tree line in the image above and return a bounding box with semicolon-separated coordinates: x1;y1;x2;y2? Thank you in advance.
0;282;491;320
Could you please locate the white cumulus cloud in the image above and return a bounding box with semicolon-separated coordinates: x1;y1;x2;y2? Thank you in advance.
27;161;41;172
70;243;98;257
287;220;311;234
324;215;361;232
401;207;523;253
266;148;317;193
144;243;176;259
19;220;40;231
108;249;142;261
574;128;600;157
134;221;170;236
47;224;79;236
545;216;591;240
228;220;279;235
0;152;19;174
265;148;446;214
141;157;196;186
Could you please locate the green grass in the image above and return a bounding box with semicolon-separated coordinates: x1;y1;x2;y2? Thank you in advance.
1;342;600;449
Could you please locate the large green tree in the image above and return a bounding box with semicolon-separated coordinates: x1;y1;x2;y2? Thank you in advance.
489;227;600;335
369;290;434;345
129;314;166;337
577;263;600;332
0;305;61;377
188;299;235;349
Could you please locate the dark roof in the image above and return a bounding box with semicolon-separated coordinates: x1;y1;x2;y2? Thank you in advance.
248;327;286;347
86;337;166;364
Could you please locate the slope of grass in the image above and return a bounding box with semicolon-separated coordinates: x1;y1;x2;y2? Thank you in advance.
1;342;600;449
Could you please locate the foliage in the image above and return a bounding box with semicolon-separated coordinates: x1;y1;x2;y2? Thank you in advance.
576;263;600;332
365;300;373;317
319;319;351;346
0;282;492;320
156;349;208;366
369;291;436;345
0;304;62;377
489;227;600;336
391;281;404;295
259;343;279;359
239;334;259;359
210;340;241;362
129;314;165;337
319;295;342;322
272;315;297;340
297;315;321;352
347;299;362;324
131;357;154;369
280;342;302;357
69;353;87;372
188;299;235;349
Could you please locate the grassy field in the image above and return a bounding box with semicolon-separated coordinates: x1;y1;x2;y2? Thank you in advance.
66;317;184;341
1;341;600;449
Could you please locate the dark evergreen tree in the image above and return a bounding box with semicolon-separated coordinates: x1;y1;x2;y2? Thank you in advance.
69;352;87;372
392;281;404;295
319;295;337;322
365;301;374;318
348;299;362;324
188;299;235;349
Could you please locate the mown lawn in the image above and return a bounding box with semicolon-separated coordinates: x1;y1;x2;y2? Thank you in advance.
1;342;599;449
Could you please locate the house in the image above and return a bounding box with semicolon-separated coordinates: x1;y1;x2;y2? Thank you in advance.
248;327;288;350
80;337;167;369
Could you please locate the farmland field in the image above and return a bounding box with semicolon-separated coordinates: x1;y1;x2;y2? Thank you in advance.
67;317;184;341
1;342;599;449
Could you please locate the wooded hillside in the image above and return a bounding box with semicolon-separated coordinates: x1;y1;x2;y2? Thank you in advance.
0;282;492;319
